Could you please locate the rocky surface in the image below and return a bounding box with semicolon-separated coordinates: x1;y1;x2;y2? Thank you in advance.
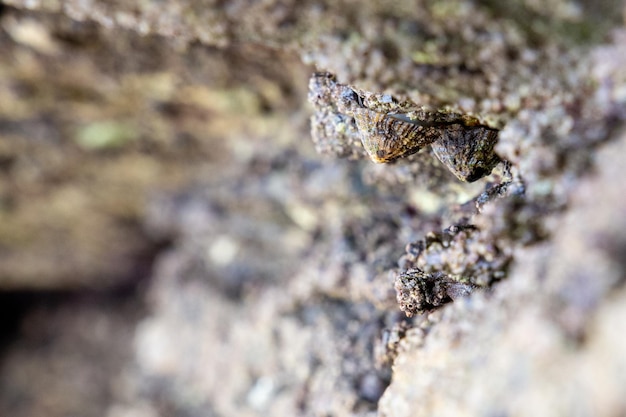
0;1;625;416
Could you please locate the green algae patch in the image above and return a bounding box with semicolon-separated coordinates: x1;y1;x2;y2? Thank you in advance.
75;121;138;150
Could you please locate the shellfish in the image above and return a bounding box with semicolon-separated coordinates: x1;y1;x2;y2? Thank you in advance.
429;123;500;182
307;72;502;182
353;108;442;163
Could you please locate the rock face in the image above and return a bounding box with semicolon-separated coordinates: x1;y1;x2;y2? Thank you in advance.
380;131;626;417
0;1;625;417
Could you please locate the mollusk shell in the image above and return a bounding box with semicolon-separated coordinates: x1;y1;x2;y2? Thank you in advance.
430;124;500;182
353;108;441;163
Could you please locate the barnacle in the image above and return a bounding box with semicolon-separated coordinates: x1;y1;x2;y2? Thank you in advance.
353;108;441;163
354;108;501;181
394;269;475;317
430;124;501;182
307;72;503;182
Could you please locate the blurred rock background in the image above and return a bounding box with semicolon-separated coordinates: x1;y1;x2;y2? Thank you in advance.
0;1;624;416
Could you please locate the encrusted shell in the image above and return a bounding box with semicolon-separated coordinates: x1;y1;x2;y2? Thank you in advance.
395;269;475;317
307;71;501;182
353;108;441;163
353;106;500;181
430;124;500;182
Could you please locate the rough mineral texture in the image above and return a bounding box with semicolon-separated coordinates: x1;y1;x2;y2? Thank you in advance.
0;1;625;417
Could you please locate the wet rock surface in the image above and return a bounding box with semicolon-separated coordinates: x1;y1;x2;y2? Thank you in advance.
0;1;625;416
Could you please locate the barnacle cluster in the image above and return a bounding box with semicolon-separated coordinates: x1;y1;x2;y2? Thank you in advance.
394;269;475;317
308;72;501;182
308;72;511;317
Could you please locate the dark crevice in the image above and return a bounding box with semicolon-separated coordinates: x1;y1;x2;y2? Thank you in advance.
0;235;170;356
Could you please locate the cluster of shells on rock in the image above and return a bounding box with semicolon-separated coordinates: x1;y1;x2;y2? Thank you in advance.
308;72;501;182
308;72;511;317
